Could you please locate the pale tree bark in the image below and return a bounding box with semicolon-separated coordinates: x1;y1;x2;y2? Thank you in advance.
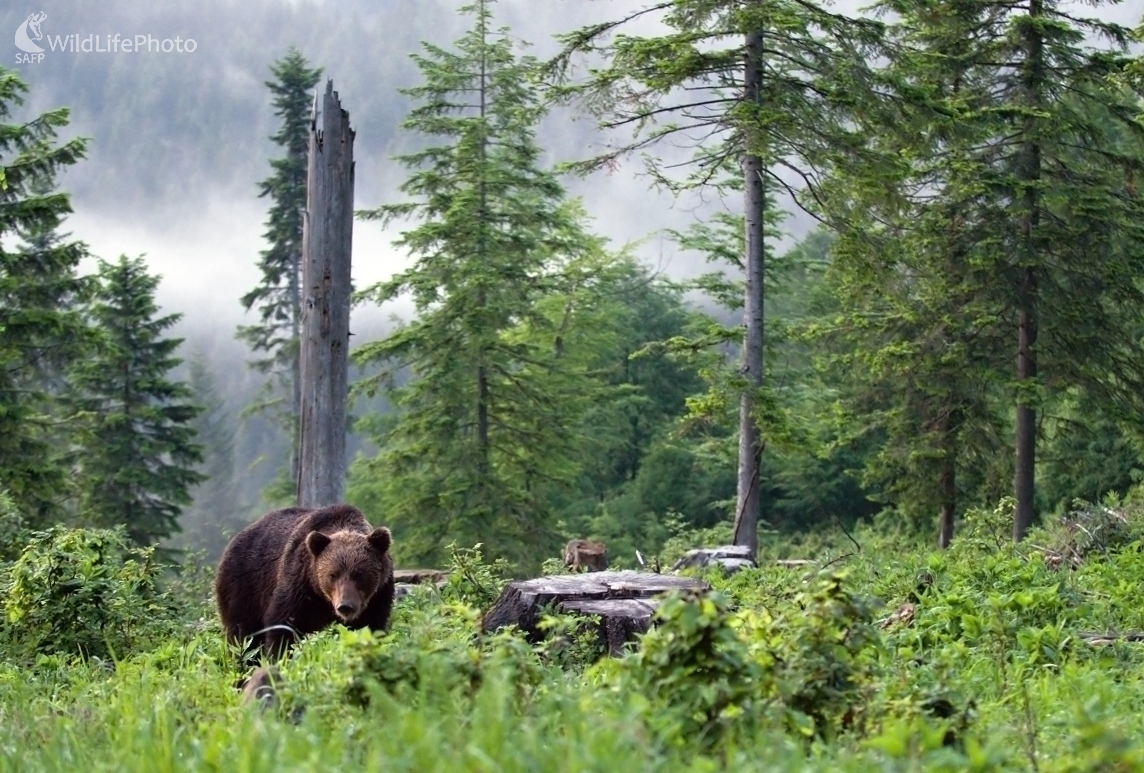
732;29;765;558
297;80;354;508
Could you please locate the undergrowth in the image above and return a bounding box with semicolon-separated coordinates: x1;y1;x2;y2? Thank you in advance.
3;502;1144;770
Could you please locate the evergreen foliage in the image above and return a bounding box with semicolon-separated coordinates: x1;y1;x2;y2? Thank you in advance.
822;0;1144;543
0;67;91;524
550;0;882;554
352;1;610;567
237;47;323;485
71;256;204;546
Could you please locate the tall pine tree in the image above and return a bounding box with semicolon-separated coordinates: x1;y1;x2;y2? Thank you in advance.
71;256;204;546
352;1;608;568
238;48;323;488
551;1;881;554
824;0;1144;542
0;67;91;524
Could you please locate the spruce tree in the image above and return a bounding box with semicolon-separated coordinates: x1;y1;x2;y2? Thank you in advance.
237;48;322;487
353;0;608;568
0;67;91;523
551;1;881;554
71;256;204;546
828;0;1144;542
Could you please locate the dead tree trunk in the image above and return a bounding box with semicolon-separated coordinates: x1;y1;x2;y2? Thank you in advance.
297;80;355;508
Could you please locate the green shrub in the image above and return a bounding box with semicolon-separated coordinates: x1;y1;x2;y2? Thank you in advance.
1;526;180;663
437;543;511;608
615;572;884;747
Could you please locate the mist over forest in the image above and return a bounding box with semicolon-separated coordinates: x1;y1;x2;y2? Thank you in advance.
6;0;1135;324
3;0;706;330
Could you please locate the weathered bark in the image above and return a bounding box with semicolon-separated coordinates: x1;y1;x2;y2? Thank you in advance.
394;569;448;601
481;571;708;654
289;251;301;488
240;666;281;711
775;559;815;569
560;599;661;656
1013;0;1043;543
1014;276;1038;541
1080;631;1144;646
733;28;765;559
563;539;608;572
297;80;354;508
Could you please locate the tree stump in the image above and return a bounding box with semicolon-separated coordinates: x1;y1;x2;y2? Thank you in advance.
481;571;707;655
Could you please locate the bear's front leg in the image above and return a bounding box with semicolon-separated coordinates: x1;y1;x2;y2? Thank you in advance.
259;590;304;659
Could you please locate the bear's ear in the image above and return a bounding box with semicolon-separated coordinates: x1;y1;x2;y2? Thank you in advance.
368;527;391;556
306;531;331;557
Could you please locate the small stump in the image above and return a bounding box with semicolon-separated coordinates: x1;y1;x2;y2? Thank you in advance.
240;666;280;712
481;571;708;655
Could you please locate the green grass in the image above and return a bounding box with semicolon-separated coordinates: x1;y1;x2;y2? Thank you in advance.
5;504;1144;771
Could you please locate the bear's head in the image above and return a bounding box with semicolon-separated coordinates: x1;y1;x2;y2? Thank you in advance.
305;527;392;623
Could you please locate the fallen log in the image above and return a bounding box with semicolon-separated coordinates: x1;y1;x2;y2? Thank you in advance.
481;571;708;655
394;569;448;584
774;559;815;569
393;568;449;601
671;545;756;574
1079;631;1144;646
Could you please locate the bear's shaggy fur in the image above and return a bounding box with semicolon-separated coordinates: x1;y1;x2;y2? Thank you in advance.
215;504;395;658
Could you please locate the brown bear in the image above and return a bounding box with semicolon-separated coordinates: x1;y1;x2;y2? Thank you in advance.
215;504;395;659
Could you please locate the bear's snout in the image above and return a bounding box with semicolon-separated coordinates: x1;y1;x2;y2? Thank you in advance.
332;582;364;621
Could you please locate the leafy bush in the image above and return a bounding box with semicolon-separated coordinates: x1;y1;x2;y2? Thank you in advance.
437;543;511;609
615;573;884;747
1;526;180;662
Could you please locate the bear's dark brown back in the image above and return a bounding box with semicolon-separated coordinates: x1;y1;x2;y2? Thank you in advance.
214;507;314;646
